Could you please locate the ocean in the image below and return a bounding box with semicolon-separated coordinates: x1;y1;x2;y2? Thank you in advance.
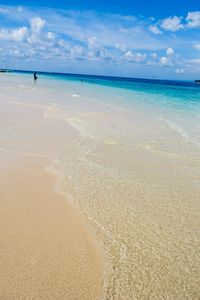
14;70;200;149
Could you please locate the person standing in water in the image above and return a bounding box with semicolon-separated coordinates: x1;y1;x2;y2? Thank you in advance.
34;72;38;82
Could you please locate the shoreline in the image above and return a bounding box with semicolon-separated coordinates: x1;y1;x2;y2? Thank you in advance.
0;99;103;299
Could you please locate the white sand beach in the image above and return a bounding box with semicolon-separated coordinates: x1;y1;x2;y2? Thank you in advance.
0;73;200;299
0;88;103;300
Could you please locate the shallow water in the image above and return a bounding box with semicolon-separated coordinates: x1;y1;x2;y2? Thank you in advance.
1;72;200;299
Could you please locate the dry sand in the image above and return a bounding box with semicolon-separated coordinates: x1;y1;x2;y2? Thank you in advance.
0;100;103;300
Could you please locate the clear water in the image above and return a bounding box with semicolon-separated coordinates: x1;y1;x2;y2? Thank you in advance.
14;70;200;148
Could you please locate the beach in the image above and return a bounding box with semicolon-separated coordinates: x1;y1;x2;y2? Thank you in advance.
0;72;200;299
0;93;102;299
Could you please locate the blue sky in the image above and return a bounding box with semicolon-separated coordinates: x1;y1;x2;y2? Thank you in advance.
0;1;200;79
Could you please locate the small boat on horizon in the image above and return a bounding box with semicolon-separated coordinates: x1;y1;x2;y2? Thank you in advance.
195;80;200;83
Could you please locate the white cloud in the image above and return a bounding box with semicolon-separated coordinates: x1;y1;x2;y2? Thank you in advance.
151;11;200;33
0;26;28;42
161;16;183;32
0;17;46;45
186;11;200;29
97;48;112;60
70;45;84;57
9;48;29;58
124;50;134;60
87;36;100;49
115;43;127;52
149;25;162;35
159;48;175;66
47;32;55;40
27;17;46;44
160;56;173;66
134;52;146;62
0;5;199;77
86;36;113;61
146;52;159;65
175;68;185;74
166;47;174;56
124;50;146;62
30;17;46;35
88;48;112;61
58;39;69;49
194;43;200;50
12;27;28;42
189;58;200;64
151;52;158;60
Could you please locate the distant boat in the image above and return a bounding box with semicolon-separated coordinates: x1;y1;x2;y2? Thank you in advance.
195;80;200;83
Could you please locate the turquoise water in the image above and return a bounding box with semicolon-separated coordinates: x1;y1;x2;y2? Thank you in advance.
14;70;200;148
15;70;200;109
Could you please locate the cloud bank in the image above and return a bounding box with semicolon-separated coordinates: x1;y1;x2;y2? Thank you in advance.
0;5;199;78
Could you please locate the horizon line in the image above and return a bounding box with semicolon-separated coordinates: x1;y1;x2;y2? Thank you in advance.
11;68;193;83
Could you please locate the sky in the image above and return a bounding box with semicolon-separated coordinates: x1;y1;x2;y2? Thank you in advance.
0;1;200;79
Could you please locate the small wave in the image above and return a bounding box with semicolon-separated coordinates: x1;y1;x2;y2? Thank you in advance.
68;117;96;139
161;118;200;148
18;84;33;91
162;118;188;140
72;93;81;98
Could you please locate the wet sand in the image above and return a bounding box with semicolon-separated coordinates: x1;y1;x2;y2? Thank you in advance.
0;98;103;299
